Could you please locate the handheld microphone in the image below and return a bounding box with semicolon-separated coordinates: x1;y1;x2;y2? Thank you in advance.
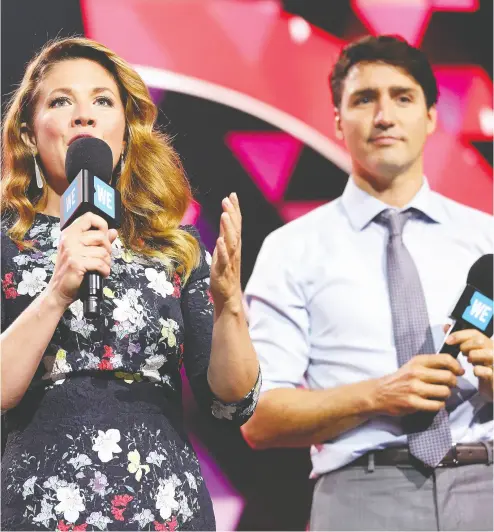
61;137;122;319
438;254;493;358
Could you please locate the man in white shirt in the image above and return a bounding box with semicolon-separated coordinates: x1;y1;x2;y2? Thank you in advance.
242;35;493;531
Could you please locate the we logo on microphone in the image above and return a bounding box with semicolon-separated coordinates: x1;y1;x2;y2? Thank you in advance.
93;176;115;219
462;292;494;331
62;179;81;221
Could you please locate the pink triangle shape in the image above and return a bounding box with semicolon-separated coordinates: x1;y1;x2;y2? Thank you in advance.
434;68;474;99
464;73;493;137
226;132;302;204
181;201;201;225
278;201;326;223
434;68;473;133
209;0;280;63
431;0;478;11
353;0;432;45
435;87;464;134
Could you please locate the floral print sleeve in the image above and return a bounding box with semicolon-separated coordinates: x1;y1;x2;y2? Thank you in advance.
1;214;259;530
180;226;261;426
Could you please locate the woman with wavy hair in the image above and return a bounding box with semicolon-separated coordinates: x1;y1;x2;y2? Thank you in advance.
1;37;260;531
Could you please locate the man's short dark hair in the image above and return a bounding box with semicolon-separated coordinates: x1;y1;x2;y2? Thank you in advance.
330;35;438;109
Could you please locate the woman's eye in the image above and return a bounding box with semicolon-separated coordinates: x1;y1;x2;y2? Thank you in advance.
95;96;114;107
49;97;71;108
355;97;370;105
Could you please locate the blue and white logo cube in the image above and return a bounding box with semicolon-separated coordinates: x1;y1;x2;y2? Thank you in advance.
462;291;493;331
62;178;80;220
93;176;115;219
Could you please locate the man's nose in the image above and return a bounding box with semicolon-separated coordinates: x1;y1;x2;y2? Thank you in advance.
374;99;395;129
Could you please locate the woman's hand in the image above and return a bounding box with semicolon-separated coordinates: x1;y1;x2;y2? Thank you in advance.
210;192;243;315
47;212;118;310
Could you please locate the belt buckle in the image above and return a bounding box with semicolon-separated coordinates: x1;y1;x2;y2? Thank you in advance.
451;444;459;466
438;444;458;468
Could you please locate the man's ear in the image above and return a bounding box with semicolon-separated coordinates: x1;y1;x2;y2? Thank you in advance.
426;105;437;137
20;122;37;152
334;108;344;140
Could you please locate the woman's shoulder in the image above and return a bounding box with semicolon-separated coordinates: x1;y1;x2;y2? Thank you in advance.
179;224;213;282
1;218;21;271
179;223;200;240
1;215;16;246
179;224;211;262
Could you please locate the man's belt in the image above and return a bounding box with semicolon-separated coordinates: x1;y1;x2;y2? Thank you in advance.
351;442;493;468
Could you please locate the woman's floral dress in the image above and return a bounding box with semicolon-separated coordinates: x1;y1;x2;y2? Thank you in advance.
1;213;261;531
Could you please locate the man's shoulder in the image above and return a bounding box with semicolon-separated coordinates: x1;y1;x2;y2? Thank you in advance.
433;192;493;230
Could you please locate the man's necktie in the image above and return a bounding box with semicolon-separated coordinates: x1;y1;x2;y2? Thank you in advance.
376;208;452;468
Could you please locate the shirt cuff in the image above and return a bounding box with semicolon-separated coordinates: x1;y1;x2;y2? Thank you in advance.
210;367;262;426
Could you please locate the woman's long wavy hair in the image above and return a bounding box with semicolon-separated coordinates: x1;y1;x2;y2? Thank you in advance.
1;37;200;280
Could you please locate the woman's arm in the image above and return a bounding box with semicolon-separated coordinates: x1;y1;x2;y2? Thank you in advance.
1;213;117;410
1;288;66;410
207;193;259;401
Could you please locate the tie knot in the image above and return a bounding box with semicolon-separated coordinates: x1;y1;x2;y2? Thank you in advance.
376;208;415;237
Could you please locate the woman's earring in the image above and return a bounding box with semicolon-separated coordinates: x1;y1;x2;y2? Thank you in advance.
34;155;43;189
120;154;125;175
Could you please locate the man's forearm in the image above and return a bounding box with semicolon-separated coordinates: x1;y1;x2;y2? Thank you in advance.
241;378;382;449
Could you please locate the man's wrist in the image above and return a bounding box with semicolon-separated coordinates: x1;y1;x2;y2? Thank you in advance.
363;377;388;416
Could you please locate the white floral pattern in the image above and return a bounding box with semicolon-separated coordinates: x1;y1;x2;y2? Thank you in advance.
211;400;238;421
86;511;113;530
43;476;67;491
178;494;193;521
156;479;180;520
68;300;97;338
67;454;92;470
145;267;174;297
131;508;155;528
185;471;198;491
112;288;145;337
92;429;122;463
17;268;47;296
22;476;37;499
147;451;167;468
50;226;61;247
141;354;166;382
1;214;261;531
4;425;209;530
32;497;56;527
55;484;85;523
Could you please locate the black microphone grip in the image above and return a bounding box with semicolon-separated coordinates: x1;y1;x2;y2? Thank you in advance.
81;270;103;319
80;222;104;319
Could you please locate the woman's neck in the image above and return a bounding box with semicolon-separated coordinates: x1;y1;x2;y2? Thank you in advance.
40;186;62;218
